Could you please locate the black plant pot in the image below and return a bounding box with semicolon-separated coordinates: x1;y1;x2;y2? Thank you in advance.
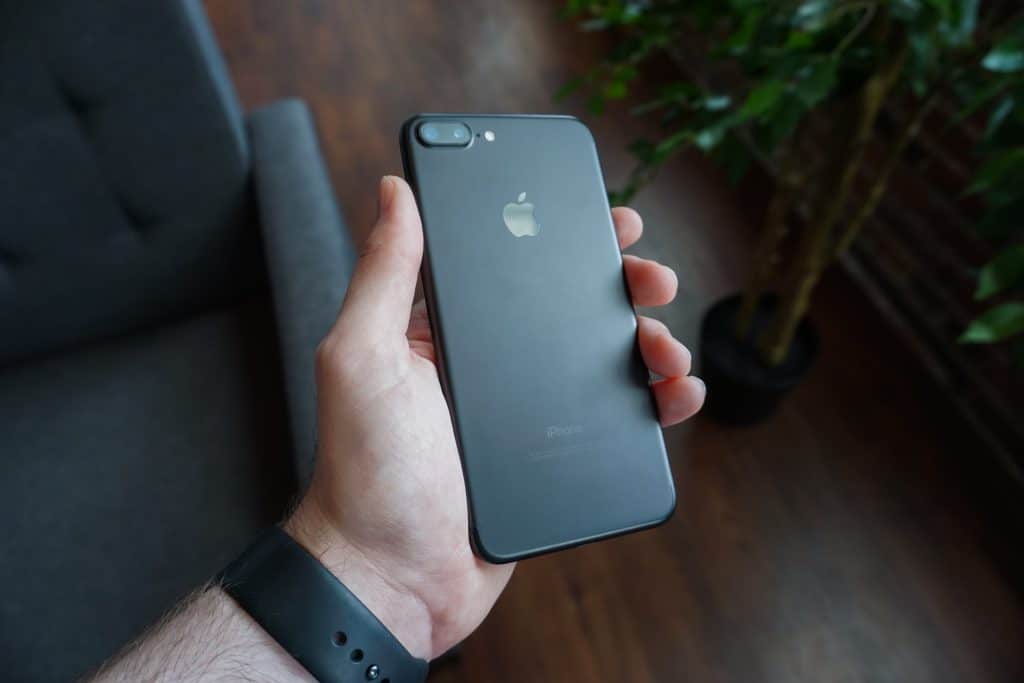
699;293;819;425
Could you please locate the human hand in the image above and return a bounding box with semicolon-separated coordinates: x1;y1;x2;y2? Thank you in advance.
285;176;704;660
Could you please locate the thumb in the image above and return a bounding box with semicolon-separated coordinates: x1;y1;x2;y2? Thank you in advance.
336;176;423;342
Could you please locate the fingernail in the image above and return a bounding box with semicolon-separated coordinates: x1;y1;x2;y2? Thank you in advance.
690;375;706;397
378;175;396;216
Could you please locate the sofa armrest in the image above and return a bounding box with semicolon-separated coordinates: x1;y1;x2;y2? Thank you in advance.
248;99;356;485
182;0;249;165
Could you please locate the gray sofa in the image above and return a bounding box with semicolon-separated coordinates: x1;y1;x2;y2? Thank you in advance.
0;1;355;680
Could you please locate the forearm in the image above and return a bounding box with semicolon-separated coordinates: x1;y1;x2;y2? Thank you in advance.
89;586;314;683
89;506;434;682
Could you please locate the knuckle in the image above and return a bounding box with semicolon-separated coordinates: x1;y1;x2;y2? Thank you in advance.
316;332;402;389
315;335;356;383
314;337;341;376
358;231;387;261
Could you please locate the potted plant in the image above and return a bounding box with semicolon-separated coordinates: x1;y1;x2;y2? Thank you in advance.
562;0;1024;424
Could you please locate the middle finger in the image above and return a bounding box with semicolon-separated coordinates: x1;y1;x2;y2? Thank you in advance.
623;255;678;307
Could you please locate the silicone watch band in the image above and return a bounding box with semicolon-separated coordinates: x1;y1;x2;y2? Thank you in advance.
220;527;429;683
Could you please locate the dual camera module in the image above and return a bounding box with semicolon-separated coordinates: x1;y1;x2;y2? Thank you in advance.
418;120;490;147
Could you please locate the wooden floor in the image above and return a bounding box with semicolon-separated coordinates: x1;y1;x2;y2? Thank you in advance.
206;3;1024;681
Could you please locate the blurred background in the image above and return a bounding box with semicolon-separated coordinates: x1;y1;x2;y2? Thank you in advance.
2;0;1024;681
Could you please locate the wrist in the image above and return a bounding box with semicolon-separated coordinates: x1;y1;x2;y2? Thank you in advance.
282;498;434;661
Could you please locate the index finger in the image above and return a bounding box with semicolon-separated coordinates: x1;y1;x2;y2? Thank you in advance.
612;207;643;250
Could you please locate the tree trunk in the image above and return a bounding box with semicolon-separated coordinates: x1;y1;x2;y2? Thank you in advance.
758;36;908;366
832;89;943;260
734;149;805;339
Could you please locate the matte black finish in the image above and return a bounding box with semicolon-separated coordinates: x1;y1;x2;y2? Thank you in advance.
400;115;675;563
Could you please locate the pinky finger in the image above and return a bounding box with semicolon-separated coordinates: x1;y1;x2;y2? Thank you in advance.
652;376;706;427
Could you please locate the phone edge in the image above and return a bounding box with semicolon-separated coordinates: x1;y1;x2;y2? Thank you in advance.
399;114;676;564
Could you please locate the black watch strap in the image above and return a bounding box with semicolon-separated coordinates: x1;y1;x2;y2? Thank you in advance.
220;527;429;683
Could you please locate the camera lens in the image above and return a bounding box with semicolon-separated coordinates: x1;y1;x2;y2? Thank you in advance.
417;120;472;147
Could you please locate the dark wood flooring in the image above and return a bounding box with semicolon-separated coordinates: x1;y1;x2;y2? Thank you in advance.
205;2;1024;681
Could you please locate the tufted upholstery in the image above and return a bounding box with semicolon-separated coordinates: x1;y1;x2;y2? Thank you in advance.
0;1;356;680
0;0;257;365
0;298;295;682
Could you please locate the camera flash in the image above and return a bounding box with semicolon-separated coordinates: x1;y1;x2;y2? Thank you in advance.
483;130;496;142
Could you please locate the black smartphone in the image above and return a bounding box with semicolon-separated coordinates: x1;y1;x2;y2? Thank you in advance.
399;114;675;563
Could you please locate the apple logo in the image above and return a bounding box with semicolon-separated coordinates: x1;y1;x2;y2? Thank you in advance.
502;192;540;238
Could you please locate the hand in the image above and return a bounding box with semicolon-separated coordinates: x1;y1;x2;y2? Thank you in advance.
285;176;705;660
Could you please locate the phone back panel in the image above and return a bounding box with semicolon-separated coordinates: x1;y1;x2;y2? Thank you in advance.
400;115;675;562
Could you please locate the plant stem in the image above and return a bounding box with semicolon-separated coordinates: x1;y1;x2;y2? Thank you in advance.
833;3;878;57
734;146;805;339
832;87;943;259
758;30;908;366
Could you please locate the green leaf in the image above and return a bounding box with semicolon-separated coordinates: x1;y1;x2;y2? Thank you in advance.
692;110;747;152
892;0;924;21
976;245;1024;300
792;0;834;32
712;132;752;184
621;3;643;23
985;96;1015;141
628;138;656;164
965;147;1024;195
765;95;805;147
960;302;1024;343
795;57;838;107
943;0;979;46
977;199;1024;240
564;0;591;15
741;79;786;118
695;125;726;151
662;82;701;99
928;0;980;46
631;99;666;116
556;77;585;102
908;28;936;92
630;99;670;116
726;7;767;55
580;17;609;31
784;30;814;50
956;76;1012;122
630;81;700;115
586;93;605;115
729;0;765;9
609;184;638;206
653;129;691;160
703;94;732;111
983;37;1024;73
614;64;639;81
603;80;628;99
